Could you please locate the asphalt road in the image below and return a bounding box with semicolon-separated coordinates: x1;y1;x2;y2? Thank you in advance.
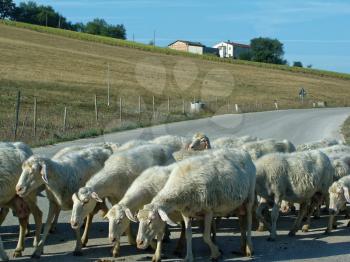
2;107;350;262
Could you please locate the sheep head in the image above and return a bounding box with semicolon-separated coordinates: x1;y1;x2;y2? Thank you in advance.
189;133;211;151
71;187;102;229
16;156;48;197
130;205;176;250
328;182;350;214
105;204;130;243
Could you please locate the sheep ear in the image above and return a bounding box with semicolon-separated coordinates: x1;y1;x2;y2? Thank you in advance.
158;209;177;226
343;187;350;203
40;162;49;184
91;192;103;203
125;208;138;223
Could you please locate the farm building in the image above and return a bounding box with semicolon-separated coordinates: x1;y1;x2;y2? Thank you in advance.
168;40;205;55
213;41;251;59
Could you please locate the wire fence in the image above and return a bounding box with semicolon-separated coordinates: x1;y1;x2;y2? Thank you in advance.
0;90;345;146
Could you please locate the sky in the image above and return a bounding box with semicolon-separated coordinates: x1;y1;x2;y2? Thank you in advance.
14;0;350;74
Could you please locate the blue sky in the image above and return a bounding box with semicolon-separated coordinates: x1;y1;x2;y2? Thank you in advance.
14;0;350;73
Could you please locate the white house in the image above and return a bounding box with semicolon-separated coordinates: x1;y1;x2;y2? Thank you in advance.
213;41;251;59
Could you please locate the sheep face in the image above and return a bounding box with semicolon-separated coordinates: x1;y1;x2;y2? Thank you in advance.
329;183;350;214
135;208;165;249
106;205;129;243
16;157;45;197
189;133;211;151
71;188;102;229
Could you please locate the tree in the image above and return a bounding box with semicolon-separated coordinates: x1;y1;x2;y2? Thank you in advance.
107;24;126;39
238;51;252;61
0;0;15;19
293;61;303;67
307;64;312;68
250;37;287;65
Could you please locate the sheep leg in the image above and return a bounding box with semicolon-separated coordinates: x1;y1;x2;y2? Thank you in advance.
152;232;164;262
26;198;43;247
245;202;254;257
31;201;59;258
112;240;120;258
302;200;319;232
256;201;271;232
0;236;9;262
81;213;93;247
182;214;194;262
238;214;247;256
203;211;221;260
73;227;83;256
289;203;308;236
50;207;60;234
0;208;9;225
126;223;136;245
13;216;28;257
268;198;281;241
325;213;336;234
174;221;186;257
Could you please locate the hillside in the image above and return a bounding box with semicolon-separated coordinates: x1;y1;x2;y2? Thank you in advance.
1;21;350;145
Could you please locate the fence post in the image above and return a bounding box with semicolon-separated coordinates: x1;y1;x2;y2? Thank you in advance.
138;96;141;116
63;106;67;131
167;96;170;114
33;97;37;137
13;90;21;140
152;96;155;118
182;99;185;114
94;95;98;123
215;96;218;111
227;100;230;113
119;97;122;123
274;101;279;110
107;63;110;107
235;104;239;112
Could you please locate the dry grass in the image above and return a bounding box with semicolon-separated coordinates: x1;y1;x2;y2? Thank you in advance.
1;22;350;145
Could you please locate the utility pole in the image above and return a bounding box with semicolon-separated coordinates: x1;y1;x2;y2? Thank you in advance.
132;33;135;42
58;16;61;28
153;30;156;46
45;13;48;27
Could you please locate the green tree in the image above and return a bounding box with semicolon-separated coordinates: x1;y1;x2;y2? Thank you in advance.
85;18;109;35
293;61;303;67
250;37;287;65
107;24;126;39
0;0;15;19
238;51;252;61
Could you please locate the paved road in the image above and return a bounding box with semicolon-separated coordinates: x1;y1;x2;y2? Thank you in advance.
2;107;350;262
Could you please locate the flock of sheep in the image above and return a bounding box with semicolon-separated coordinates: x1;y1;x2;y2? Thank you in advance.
0;133;350;261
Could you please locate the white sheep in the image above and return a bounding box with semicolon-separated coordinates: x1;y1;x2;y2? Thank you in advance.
105;163;177;257
242;139;296;160
0;142;43;258
152;135;191;151
16;145;113;258
255;150;334;240
212;135;259;149
130;149;256;262
70;144;176;256
326;175;350;233
117;139;149;151
188;132;211;150
53;142;119;159
296;138;343;151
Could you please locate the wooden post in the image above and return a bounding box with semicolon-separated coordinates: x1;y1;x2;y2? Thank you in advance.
167;96;170;113
216;96;218;110
227;100;230;113
138;96;141;115
107;63;110;107
94;95;98;123
119;97;122;123
33;97;37;137
13;90;21;140
235;104;239;112
152;96;155;118
182;99;185;114
274;101;279;110
63;106;67;131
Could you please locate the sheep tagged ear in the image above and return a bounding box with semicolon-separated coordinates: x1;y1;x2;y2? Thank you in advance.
343;187;350;203
40;162;49;184
125;208;138;223
91;192;103;203
158;209;177;226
